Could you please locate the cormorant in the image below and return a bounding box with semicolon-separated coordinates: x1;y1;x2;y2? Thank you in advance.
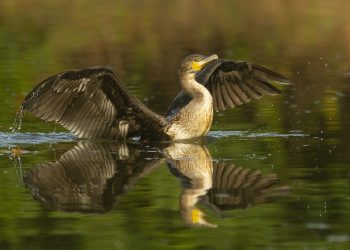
21;54;291;141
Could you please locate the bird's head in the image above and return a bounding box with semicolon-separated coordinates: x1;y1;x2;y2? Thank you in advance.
179;54;219;76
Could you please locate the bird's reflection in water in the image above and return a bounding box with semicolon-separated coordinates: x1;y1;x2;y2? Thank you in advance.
24;141;163;212
24;141;289;227
165;143;290;227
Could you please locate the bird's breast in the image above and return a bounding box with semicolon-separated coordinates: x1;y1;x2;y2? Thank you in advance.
165;97;213;140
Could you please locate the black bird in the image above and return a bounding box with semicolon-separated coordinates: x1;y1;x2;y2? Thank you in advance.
22;54;291;141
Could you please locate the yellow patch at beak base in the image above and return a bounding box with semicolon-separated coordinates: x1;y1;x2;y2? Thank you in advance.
192;62;202;71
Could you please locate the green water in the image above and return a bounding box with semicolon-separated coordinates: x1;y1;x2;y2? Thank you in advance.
1;0;350;249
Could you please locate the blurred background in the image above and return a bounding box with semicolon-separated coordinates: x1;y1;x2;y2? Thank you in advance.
0;0;350;249
0;0;350;134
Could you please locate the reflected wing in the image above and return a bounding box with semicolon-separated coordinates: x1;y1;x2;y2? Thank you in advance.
22;67;166;139
24;141;163;212
207;162;290;210
166;60;291;116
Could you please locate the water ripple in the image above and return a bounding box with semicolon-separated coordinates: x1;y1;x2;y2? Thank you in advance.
0;132;75;147
208;130;308;138
0;130;308;148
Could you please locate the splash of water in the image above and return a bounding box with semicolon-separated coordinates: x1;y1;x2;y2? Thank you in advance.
9;106;24;133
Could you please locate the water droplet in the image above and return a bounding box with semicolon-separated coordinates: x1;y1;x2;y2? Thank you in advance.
10;106;24;133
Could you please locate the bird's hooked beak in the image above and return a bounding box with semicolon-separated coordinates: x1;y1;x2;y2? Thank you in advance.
192;54;219;71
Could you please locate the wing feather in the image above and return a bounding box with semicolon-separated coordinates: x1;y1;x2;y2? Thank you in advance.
216;82;226;111
228;84;243;105
220;84;235;109
231;84;250;104
210;82;219;112
252;78;282;95
223;82;236;108
237;81;262;100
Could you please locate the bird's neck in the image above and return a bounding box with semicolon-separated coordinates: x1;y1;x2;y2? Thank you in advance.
180;72;211;101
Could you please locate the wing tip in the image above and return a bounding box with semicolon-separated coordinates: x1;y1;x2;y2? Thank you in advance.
251;63;292;85
273;78;293;86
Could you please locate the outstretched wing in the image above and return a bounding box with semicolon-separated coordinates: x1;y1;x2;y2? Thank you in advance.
166;59;291;116
22;67;167;139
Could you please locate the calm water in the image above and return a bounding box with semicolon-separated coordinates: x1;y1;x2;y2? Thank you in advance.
1;0;350;249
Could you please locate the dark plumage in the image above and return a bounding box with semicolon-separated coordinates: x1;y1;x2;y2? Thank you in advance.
22;67;167;140
22;54;291;141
